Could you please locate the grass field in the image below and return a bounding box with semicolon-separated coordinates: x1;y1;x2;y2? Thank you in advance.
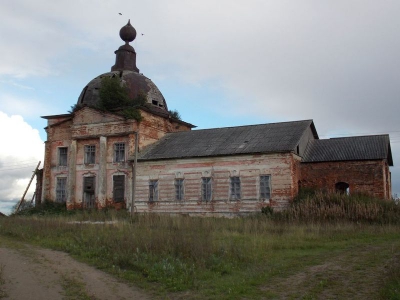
1;194;399;299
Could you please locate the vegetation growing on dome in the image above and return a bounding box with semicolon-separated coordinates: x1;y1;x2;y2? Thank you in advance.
97;76;146;121
68;103;84;113
68;77;147;121
169;109;182;120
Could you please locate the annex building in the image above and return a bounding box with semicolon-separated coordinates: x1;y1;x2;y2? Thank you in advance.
40;21;393;215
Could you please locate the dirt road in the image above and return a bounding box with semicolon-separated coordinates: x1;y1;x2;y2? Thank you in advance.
0;242;150;300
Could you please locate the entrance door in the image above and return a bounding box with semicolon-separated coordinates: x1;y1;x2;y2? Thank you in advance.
83;177;96;208
335;182;349;195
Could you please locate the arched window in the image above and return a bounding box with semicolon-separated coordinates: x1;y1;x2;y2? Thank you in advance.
335;182;349;195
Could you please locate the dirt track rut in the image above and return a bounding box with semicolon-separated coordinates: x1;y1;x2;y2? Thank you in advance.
0;244;150;300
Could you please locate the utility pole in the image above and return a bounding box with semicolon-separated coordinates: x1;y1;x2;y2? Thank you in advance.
131;132;139;216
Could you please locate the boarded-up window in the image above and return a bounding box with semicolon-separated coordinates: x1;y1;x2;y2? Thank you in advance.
114;143;125;162
113;175;125;203
175;179;184;201
84;145;95;164
230;177;241;200
201;177;212;202
58;147;68;166
260;175;271;199
56;177;67;203
149;180;158;202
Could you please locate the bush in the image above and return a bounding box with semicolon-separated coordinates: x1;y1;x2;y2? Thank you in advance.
169;109;181;120
13;200;71;216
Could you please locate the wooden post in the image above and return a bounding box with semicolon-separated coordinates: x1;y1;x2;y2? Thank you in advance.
14;161;41;213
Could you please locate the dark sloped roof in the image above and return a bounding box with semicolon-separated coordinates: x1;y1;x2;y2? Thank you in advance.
302;135;393;166
139;120;314;161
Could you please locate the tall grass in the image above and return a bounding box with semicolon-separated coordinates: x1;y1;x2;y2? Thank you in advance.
268;191;400;224
1;193;400;297
381;253;400;300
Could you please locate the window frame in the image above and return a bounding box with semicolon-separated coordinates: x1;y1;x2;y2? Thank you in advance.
114;143;125;163
149;180;159;202
175;178;184;201
259;175;271;200
230;176;241;200
58;147;68;166
56;177;67;203
84;145;96;164
201;177;212;202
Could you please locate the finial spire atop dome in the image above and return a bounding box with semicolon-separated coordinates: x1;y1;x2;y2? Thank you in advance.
111;20;139;72
119;19;137;44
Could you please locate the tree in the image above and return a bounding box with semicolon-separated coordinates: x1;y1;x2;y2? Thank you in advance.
98;76;145;122
98;76;131;110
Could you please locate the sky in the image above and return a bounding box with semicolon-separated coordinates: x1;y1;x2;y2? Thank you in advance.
0;0;399;214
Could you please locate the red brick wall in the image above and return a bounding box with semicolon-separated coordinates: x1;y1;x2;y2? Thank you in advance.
42;107;192;207
300;160;390;199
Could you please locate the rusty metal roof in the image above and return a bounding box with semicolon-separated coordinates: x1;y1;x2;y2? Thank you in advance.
138;120;315;161
302;135;393;166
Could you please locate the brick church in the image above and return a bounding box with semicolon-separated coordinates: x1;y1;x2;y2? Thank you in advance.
40;21;393;215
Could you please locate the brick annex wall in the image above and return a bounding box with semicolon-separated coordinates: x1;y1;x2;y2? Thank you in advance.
300;160;391;199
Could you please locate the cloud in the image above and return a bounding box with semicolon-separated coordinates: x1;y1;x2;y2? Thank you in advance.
0;94;49;118
0;112;44;215
0;1;399;198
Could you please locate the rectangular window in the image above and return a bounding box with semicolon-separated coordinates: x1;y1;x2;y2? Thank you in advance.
58;147;68;166
149;180;158;202
84;145;95;164
175;179;184;201
114;143;125;162
201;177;212;202
56;177;67;203
260;175;271;199
113;175;125;203
230;176;241;200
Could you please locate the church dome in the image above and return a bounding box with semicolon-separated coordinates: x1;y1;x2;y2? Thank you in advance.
76;20;168;112
77;70;168;110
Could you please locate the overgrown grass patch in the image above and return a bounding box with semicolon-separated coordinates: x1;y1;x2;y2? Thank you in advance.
267;191;400;224
1;214;399;298
381;253;400;300
1;193;400;298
